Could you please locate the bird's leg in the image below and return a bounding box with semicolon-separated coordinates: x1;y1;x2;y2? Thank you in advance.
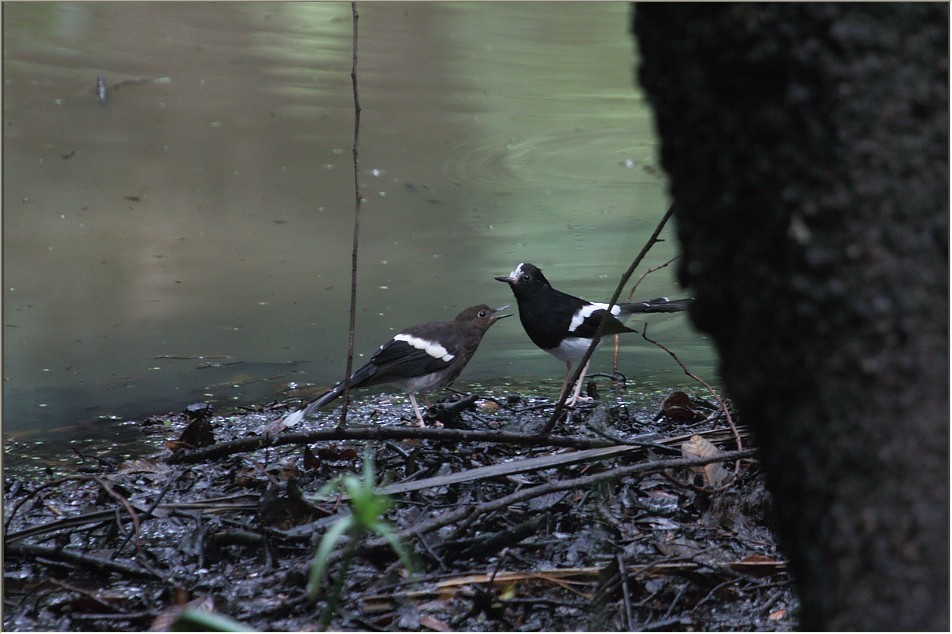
557;360;574;405
612;334;620;372
407;393;427;427
565;360;593;407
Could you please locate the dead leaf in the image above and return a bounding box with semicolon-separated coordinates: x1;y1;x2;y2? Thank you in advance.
117;458;171;474
478;399;500;412
419;615;451;632
681;434;730;487
318;444;358;461
175;418;215;448
729;554;787;577
659;390;706;422
303;445;321;470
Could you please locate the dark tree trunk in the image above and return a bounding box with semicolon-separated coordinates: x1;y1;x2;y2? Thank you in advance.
634;4;948;630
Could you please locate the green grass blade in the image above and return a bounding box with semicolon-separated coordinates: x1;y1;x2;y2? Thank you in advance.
371;521;415;575
171;608;251;631
307;516;355;601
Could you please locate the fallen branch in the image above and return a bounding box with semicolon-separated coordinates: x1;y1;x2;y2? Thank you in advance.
167;425;616;464
168;416;749;465
5;542;159;580
359;555;787;609
374;444;650;498
5;494;258;543
361;448;757;554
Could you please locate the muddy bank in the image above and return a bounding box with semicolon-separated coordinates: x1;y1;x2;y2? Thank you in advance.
3;385;796;631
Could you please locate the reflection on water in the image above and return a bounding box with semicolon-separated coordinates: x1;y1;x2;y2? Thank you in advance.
3;2;715;441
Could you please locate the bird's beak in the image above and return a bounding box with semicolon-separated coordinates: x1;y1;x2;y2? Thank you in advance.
492;305;513;321
494;275;512;284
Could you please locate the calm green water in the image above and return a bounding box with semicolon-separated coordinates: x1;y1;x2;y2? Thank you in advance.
3;2;716;447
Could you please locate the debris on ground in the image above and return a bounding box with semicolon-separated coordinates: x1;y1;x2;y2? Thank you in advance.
3;385;797;631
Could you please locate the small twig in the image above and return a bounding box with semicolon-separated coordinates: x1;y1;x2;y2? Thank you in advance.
625;255;682;303
71;446;115;469
643;615;688;631
614;254;682;370
339;1;362;430
662;581;689;621
617;552;635;631
91;476;142;555
692;576;742;610
47;578;124;613
114;473;177;555
640;324;741;453
641;323;745;490
544;203;676;434
5;494;259;543
585;426;681;455
3;476;90;536
5;542;159;579
761;588;786;615
490;548;509;584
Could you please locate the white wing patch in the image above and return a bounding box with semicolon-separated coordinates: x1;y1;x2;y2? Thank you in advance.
394;334;455;362
568;303;621;333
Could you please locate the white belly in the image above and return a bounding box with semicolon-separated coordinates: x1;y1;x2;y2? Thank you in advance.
546;336;602;363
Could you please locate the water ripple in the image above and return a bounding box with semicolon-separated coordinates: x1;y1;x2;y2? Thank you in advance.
443;123;662;192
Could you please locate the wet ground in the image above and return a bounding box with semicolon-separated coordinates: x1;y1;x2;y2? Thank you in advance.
3;382;797;631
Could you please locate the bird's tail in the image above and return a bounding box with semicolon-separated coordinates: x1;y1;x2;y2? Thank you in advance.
299;363;377;418
620;297;693;315
299;383;346;418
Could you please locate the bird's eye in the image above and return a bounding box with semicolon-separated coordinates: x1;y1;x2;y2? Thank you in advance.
478;310;488;318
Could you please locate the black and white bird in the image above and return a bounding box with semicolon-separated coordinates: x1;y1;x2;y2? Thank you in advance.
496;262;690;406
282;304;510;427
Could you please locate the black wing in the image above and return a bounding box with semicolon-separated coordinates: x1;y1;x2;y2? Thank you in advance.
566;304;634;340
361;321;459;385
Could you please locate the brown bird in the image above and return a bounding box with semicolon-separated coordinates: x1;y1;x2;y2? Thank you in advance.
284;304;510;427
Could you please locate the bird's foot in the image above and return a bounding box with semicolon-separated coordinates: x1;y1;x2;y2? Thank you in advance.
406;416;443;428
564;394;594;408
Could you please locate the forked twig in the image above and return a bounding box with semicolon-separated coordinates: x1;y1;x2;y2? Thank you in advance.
624;254;682;303
613;254;682;370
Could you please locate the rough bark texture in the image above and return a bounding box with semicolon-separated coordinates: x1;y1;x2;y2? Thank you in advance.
634;4;948;630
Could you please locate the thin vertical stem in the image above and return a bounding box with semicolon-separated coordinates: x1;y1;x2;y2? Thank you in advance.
339;2;361;428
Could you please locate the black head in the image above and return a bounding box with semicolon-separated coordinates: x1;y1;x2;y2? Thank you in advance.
454;304;512;330
494;262;551;291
